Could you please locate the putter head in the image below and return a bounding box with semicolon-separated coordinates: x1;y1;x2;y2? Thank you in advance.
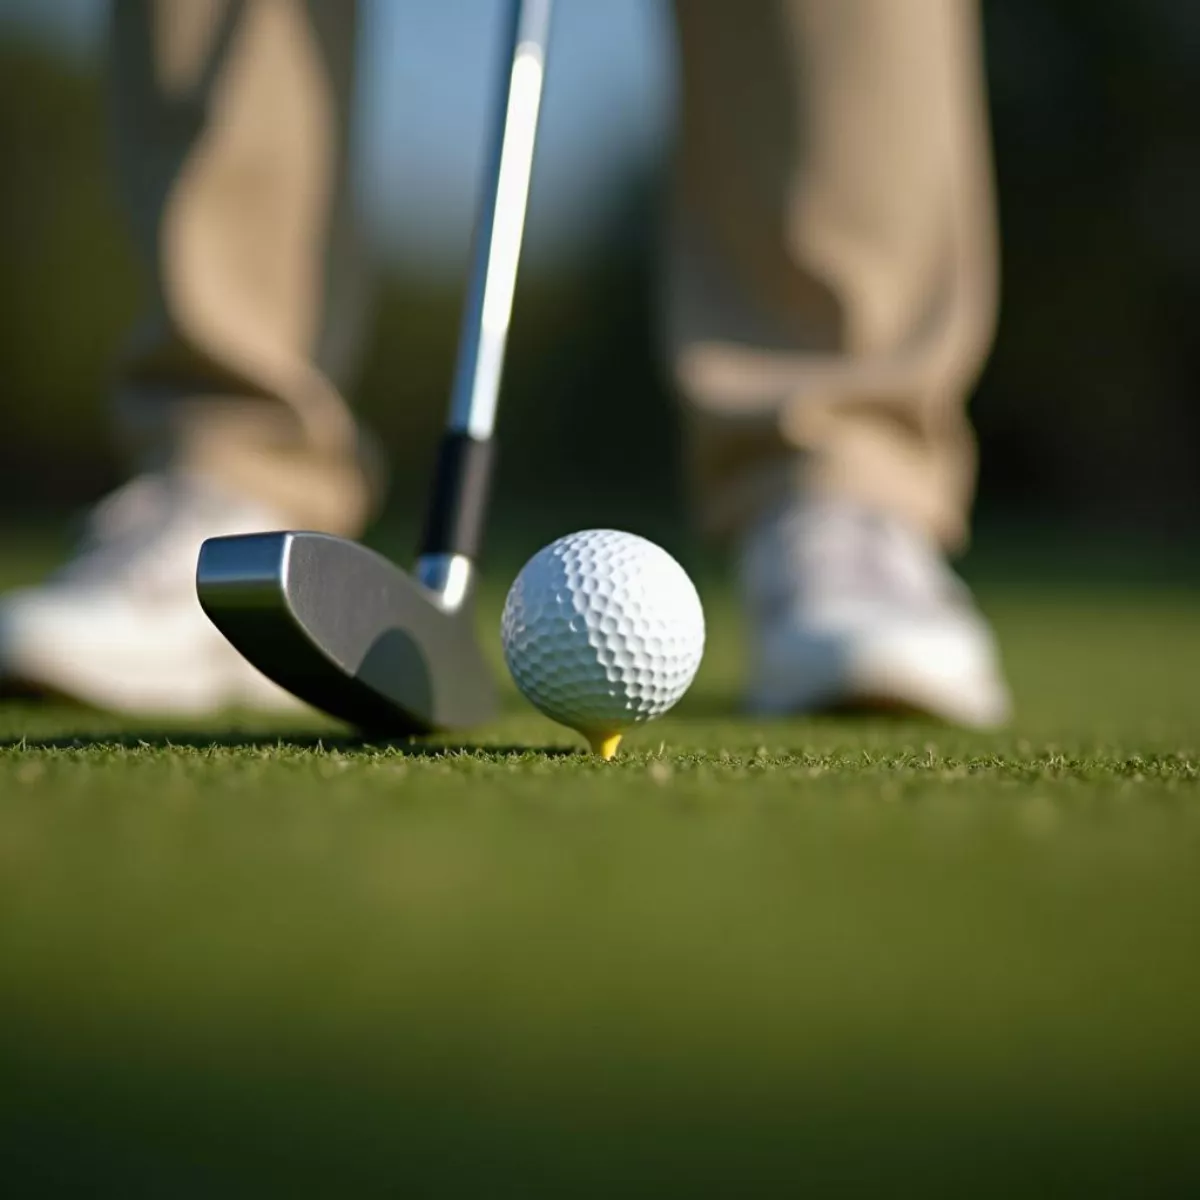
196;532;497;735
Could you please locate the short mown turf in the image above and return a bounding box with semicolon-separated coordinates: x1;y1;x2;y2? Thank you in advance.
0;569;1197;1196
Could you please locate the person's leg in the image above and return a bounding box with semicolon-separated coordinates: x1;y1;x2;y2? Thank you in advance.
0;0;372;712
669;0;996;546
668;0;1009;723
110;0;375;534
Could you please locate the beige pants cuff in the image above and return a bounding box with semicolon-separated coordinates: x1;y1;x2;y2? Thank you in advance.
666;0;999;550
110;0;373;535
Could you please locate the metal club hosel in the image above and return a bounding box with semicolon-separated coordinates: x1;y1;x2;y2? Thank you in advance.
417;553;476;613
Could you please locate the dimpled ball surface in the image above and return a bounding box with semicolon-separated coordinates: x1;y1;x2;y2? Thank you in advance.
501;530;705;734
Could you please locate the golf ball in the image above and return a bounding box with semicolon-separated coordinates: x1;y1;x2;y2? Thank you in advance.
501;530;705;754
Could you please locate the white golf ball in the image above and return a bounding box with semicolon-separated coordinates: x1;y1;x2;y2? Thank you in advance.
501;530;705;754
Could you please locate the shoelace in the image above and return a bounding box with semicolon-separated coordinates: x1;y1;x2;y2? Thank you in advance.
57;475;238;594
745;501;964;619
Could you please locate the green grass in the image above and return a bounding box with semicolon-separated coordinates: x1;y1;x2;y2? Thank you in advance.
0;548;1198;1196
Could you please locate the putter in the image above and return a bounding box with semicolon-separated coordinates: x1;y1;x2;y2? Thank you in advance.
196;0;553;734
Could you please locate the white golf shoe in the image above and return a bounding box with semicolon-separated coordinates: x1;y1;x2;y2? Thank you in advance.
739;497;1011;726
0;473;305;715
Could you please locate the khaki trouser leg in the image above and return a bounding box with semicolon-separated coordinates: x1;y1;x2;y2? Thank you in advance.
667;0;999;550
108;0;374;535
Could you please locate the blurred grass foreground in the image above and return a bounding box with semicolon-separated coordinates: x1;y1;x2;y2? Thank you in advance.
0;559;1198;1196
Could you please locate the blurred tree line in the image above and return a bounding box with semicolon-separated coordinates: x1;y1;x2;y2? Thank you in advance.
0;1;1196;542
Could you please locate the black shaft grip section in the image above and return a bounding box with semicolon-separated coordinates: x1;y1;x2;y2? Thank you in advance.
419;432;496;560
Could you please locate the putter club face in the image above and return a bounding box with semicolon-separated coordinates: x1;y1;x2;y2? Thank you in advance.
195;1;550;734
196;532;497;735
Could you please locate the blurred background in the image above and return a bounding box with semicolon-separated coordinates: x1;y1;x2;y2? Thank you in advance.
0;0;1197;560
